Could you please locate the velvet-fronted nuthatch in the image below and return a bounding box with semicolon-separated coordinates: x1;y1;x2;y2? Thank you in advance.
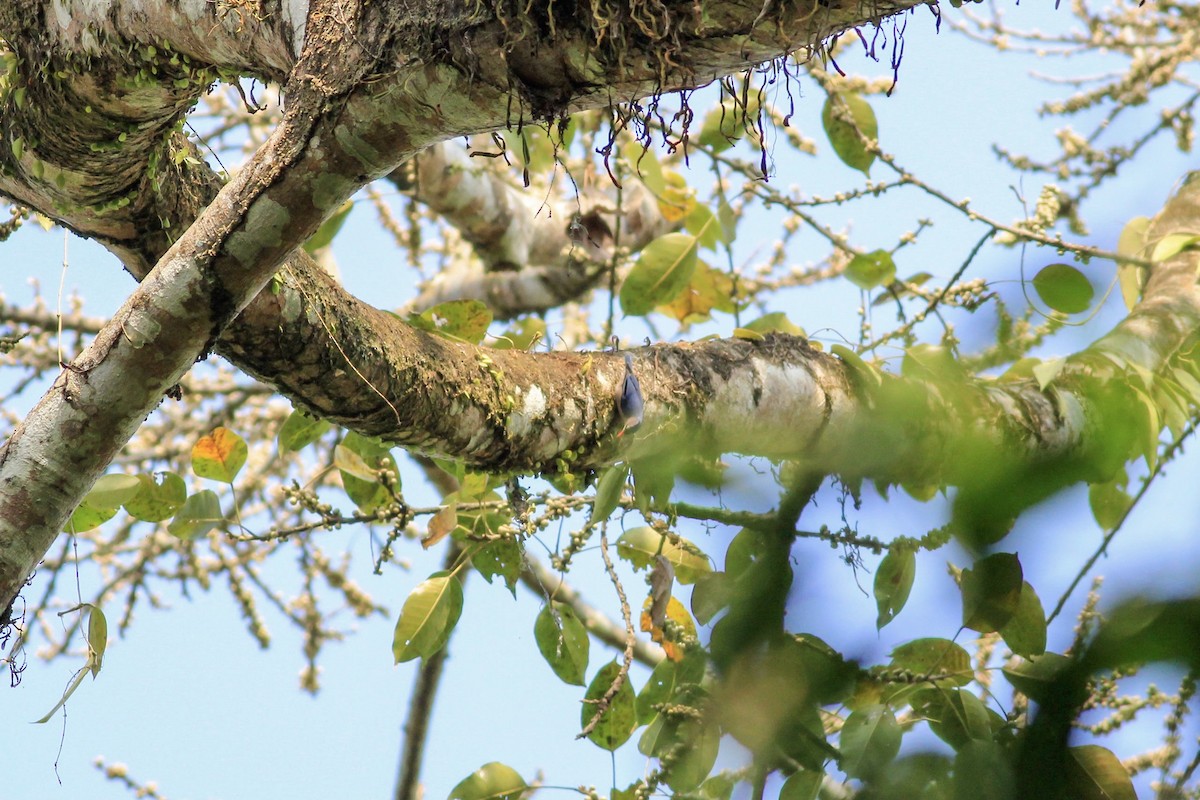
617;353;644;437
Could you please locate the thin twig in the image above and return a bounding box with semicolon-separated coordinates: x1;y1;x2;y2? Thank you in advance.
394;541;464;800
521;553;664;667
1047;420;1197;626
578;528;636;740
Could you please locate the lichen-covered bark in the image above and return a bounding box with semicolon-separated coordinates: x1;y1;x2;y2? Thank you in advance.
397;142;669;316
0;0;926;615
5;0;1196;616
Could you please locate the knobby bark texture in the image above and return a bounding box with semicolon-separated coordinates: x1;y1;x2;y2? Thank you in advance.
396;141;670;317
0;0;923;612
0;0;1194;620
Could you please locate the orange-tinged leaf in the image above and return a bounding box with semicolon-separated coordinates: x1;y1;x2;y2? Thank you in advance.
662;261;736;325
620;233;699;316
192;427;248;483
640;595;696;662
655;171;695;223
422;503;458;549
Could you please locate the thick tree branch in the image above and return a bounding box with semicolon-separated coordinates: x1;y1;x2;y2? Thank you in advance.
21;0;1185;618
0;0;404;612
397;141;669;317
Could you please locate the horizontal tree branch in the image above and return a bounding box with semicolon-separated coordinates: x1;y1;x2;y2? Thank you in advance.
11;0;1188;618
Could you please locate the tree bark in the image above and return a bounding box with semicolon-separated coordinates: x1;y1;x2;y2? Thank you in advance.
0;0;922;611
4;1;1191;621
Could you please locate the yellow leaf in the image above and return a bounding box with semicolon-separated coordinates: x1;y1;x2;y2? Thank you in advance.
191;427;248;483
640;596;696;662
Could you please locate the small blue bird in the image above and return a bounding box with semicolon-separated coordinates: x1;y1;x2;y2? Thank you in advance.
617;353;644;437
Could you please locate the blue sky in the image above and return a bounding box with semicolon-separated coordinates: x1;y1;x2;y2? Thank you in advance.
5;4;1200;799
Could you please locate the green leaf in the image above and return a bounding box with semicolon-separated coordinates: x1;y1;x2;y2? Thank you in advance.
303;199;353;253
822;92;878;175
334;442;378;482
1066;745;1136;800
167;489;224;540
590;464;628;526
534;602;590;686
1117;216;1151;260
86;603;108;677
840;705;902;779
663;260;737;326
1117;216;1151;311
1132;386;1161;469
889;638;972;686
913;687;993;750
874;548;916;629
278;409;331;451
448;762;528;800
637;679;718;790
696;775;736;800
953;740;1014;800
779;771;822;800
661;714;720;791
415;299;493;345
472;539;522;592
1151;232;1200;263
491;317;546;350
717;195;737;243
792;634;859;706
85;473;143;509
999;581;1047;658
1089;477;1132;531
630;454;677;511
744;311;803;336
1032;264;1094;314
123;472;187;522
697;96;761;154
63;501;117;533
960;552;1024;633
724;527;769;579
444;491;510;549
616;526;712;584
636;651;706;727
336;432;397;513
392;572;464;663
1001;652;1071;703
831;343;882;388
677;455;729;489
846;249;897;290
637;659;674;725
1032;357;1066;390
191;427;248;484
620;232;699;316
686;203;723;249
581;660;637;751
901;343;967;383
34;604;107;722
690;572;733;625
622;139;664;194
